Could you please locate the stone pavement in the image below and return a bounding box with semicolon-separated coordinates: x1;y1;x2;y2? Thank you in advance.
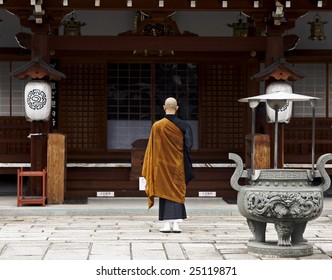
0;196;331;260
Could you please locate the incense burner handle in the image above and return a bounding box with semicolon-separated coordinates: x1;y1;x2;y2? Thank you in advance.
229;153;249;191
316;153;332;192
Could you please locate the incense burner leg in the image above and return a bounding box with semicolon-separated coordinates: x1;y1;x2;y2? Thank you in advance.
291;222;308;243
274;221;294;246
247;219;266;242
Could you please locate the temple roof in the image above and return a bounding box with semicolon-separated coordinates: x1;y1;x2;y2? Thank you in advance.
250;57;305;81
10;56;66;81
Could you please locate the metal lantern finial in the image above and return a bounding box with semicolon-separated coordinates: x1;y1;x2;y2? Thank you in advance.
308;14;328;41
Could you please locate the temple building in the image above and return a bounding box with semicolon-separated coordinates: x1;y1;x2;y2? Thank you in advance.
0;1;332;201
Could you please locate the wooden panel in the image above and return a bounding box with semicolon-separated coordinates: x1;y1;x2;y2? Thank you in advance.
65;167;237;200
284;118;332;163
66;167;130;181
200;62;246;154
58;60;107;152
47;133;66;204
0;117;30;156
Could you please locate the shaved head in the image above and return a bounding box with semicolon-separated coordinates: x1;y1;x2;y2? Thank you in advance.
164;97;178;112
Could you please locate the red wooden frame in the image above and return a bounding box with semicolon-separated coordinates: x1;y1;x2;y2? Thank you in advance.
17;167;47;207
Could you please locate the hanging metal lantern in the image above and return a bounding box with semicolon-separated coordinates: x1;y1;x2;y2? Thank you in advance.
266;80;293;124
25;80;52;122
227;13;249;37
308;14;328;41
63;16;86;36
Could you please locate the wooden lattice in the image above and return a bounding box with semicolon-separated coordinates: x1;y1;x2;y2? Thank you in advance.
59;61;107;151
0;117;30;154
200;63;245;151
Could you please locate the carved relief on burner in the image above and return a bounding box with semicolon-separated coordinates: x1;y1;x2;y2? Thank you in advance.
244;191;323;219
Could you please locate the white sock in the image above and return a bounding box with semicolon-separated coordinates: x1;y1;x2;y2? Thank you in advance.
172;221;181;231
160;222;171;231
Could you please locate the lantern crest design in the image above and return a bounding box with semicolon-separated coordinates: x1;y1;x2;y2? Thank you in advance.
24;80;51;122
27;89;47;110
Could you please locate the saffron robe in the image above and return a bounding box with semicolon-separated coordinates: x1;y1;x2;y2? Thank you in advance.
142;118;187;209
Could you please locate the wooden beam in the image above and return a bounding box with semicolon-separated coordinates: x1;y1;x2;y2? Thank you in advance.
49;35;268;52
2;0;332;12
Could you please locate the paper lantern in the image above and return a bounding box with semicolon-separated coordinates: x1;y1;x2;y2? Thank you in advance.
266;81;293;124
24;80;51;122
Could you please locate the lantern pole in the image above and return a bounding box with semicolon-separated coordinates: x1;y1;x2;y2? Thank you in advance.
249;100;259;179
267;99;286;169
311;99;317;176
274;105;279;169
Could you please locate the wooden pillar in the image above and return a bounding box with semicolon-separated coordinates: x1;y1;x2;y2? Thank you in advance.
31;32;50;61
265;36;284;65
29;31;51;196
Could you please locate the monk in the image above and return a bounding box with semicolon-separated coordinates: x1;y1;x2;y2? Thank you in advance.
142;97;194;233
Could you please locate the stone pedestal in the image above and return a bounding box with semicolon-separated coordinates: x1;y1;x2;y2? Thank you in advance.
247;241;313;258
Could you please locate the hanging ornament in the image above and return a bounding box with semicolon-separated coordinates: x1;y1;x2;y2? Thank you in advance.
308;14;328;41
227;13;249;37
24;80;52;122
62;14;86;36
266;80;293;124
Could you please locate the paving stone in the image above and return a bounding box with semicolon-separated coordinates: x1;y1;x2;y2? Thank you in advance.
182;243;222;260
314;243;332;256
44;242;91;260
0;243;48;258
164;243;186;260
223;253;259;260
131;242;167;260
0;233;24;241
20;234;49;240
0;255;43;260
90;242;131;260
215;243;248;254
298;253;332;259
50;242;91;250
44;250;89;260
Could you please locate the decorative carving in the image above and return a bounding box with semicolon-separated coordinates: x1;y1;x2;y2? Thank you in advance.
120;11;197;37
257;170;309;180
245;191;322;220
274;221;294;246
